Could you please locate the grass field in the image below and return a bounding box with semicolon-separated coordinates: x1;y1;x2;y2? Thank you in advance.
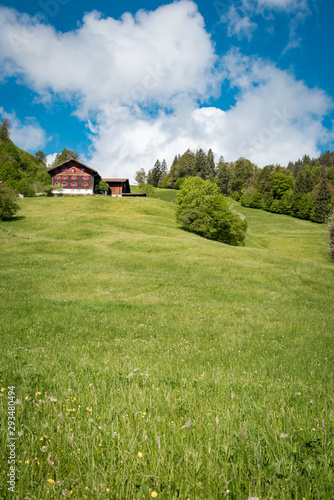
0;194;333;499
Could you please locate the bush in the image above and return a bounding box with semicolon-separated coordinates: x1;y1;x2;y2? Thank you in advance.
176;177;247;246
138;183;155;197
0;184;20;220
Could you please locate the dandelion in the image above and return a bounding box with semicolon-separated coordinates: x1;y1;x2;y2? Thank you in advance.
138;452;143;458
1;388;5;392
151;492;158;498
106;489;110;493
25;460;30;464
36;392;42;395
47;479;55;484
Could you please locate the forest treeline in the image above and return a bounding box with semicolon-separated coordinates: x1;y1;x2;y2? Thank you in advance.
138;148;334;223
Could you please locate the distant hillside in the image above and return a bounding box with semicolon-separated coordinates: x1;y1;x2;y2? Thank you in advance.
0;121;51;196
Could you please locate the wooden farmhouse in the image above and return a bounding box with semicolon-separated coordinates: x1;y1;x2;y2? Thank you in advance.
48;158;132;196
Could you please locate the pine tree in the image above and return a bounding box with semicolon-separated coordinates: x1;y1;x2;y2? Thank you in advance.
152;160;162;187
161;159;167;175
206;149;216;180
194;149;208;179
311;172;332;223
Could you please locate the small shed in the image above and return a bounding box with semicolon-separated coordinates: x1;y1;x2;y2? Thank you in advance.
103;178;131;197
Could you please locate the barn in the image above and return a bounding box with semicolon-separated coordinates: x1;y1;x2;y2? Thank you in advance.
102;178;131;196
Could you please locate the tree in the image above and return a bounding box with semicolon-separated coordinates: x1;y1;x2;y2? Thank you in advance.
194;149;208;179
150;160;161;187
52;148;79;166
135;168;147;185
160;159;168;176
206;149;216;180
97;180;109;194
228;157;258;196
329;210;334;259
0;119;11;142
272;172;294;198
34;151;46;165
157;159;168;187
216;156;231;195
311;172;332;223
169;149;195;185
176;177;247;246
0;184;20;220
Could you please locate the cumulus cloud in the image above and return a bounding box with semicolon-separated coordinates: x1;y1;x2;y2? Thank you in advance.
0;1;332;180
0;107;48;151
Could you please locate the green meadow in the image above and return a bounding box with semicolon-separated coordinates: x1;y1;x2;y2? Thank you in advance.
0;193;333;499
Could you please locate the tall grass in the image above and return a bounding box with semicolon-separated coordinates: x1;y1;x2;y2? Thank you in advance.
0;196;333;499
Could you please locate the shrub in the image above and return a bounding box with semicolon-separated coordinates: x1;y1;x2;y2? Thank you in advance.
176;177;247;246
0;184;20;220
138;183;155;197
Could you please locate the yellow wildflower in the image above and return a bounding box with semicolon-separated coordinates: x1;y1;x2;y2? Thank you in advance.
151;492;158;498
138;452;143;458
47;479;54;484
0;388;5;392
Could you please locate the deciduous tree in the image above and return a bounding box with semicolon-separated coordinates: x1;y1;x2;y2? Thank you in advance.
176;177;247;246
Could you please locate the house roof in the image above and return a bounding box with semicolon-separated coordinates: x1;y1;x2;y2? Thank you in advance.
48;158;99;175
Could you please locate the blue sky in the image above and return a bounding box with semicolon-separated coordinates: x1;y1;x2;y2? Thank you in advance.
0;0;333;179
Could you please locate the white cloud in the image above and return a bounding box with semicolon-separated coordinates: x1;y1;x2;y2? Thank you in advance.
256;0;309;11
45;153;57;168
0;107;48;151
219;50;333;165
222;0;310;47
223;6;257;39
0;2;332;181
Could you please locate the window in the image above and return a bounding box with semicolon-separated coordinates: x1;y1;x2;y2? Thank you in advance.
72;168;75;172
81;168;84;171
63;168;66;171
71;182;77;187
63;182;67;187
71;176;77;180
83;183;88;187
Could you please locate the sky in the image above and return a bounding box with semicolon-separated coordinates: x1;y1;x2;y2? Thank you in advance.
0;0;333;180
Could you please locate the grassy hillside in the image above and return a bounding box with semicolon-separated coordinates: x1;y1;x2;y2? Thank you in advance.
0;196;333;499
